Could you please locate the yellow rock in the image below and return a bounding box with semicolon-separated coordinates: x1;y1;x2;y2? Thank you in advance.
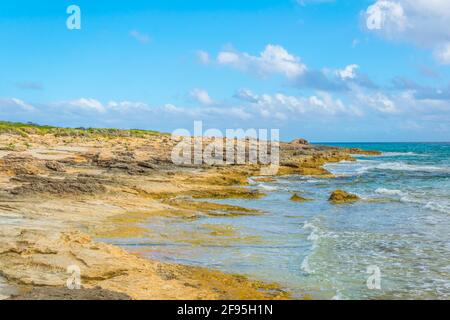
329;189;360;204
290;193;310;202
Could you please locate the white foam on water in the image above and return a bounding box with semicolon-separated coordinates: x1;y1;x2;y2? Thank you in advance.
300;255;314;274
301;221;325;274
331;290;347;300
303;221;321;246
257;183;278;191
327;160;450;176
424;201;450;214
375;188;404;196
374;188;450;214
371;162;449;173
357;152;423;157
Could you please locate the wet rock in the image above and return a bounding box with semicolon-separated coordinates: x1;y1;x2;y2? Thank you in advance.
329;189;359;204
253;177;276;183
8;286;132;300
345;148;381;156
290;193;310;202
137;161;156;169
10;175;107;195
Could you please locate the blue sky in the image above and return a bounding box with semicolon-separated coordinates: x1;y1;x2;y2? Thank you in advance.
0;0;449;141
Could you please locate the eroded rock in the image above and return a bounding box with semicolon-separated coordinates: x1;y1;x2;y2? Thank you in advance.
45;161;66;172
290;193;310;202
10;175;107;195
329;190;360;204
290;138;309;145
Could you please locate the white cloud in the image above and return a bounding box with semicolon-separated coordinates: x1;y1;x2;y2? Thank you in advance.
434;43;450;65
365;0;450;64
365;1;407;34
237;90;361;117
205;46;371;90
216;44;307;79
0;97;35;111
233;89;259;103
308;92;351;115
129;30;151;44
355;91;398;114
107;101;149;111
64;98;150;113
11;98;35;111
68;98;105;112
217;51;240;65
337;64;359;80
162;103;182;113
196;50;211;64
1;91;449;141
190;89;214;105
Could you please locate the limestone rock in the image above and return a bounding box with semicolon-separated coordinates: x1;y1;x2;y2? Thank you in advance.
290;193;310;202
45;161;66;172
329;189;359;204
290;138;309;145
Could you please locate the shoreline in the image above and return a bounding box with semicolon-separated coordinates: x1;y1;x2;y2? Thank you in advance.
0;126;379;299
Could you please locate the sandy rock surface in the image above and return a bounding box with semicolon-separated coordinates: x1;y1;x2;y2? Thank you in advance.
0;131;377;299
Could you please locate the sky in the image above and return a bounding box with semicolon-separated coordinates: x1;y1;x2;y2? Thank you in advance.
0;0;449;142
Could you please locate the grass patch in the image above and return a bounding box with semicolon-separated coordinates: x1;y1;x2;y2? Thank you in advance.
0;120;164;138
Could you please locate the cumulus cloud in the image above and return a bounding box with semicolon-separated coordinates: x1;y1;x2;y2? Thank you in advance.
67;98;106;113
233;89;259;103
129;30;151;44
190;89;214;105
234;89;362;117
2;88;448;141
364;0;450;64
233;85;448;122
0;97;35;111
61;98;150;114
106;100;150;112
216;44;307;79
355;91;398;114
294;65;376;91
365;1;407;36
337;64;359;80
201;45;373;91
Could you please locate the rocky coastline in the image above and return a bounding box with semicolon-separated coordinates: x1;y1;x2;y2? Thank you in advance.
0;122;379;300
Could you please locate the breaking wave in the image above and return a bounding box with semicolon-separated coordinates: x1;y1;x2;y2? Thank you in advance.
375;188;450;214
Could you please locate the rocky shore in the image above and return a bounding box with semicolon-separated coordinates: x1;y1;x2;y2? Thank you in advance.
0;122;379;300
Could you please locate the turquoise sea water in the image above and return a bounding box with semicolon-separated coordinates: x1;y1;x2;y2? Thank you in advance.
112;143;450;299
